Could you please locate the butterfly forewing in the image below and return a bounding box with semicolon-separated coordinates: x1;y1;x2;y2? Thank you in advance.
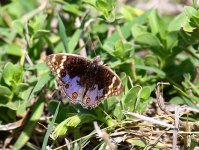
46;53;124;109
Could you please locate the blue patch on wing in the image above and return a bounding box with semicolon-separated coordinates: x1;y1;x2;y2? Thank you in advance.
82;84;104;107
62;75;84;104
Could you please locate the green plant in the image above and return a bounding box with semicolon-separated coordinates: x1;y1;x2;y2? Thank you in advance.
0;0;199;149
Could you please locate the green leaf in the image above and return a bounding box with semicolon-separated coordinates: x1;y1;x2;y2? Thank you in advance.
5;44;23;56
168;13;187;32
184;6;197;19
92;23;108;34
0;28;16;43
13;96;44;150
144;55;159;67
166;32;178;51
131;139;146;147
15;83;29;95
135;64;166;77
52;114;96;139
58;15;68;52
0;86;12;100
112;103;123;120
62;2;82;15
68;29;82;53
42;102;60;150
136;97;152;113
114;40;125;57
120;6;143;21
2;62;23;89
131;24;147;38
148;9;161;35
183;21;195;32
17;86;34;115
104;9;152;49
123;86;141;112
82;0;96;7
29;14;47;34
169;96;185;105
34;62;49;70
29;72;51;100
134;33;162;48
96;0;112;14
13;19;24;36
140;86;152;100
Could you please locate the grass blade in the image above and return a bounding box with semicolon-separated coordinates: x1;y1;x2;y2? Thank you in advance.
42;102;61;150
58;15;68;52
13;96;45;150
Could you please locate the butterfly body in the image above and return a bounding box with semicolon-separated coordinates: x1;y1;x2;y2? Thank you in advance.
46;53;124;109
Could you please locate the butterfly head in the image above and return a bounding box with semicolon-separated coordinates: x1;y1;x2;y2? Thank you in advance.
93;55;103;66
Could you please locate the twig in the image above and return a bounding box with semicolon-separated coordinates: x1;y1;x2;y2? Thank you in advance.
155;82;184;126
123;111;174;129
64;138;70;150
94;121;117;150
172;106;179;150
144;133;165;150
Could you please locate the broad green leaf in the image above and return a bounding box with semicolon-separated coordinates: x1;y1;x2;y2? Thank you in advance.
2;101;20;111
29;14;47;34
140;86;152;100
5;44;23;56
114;40;125;57
0;28;16;43
96;0;112;14
184;6;197;19
92;23;108;34
123;86;141;112
12;19;24;36
166;32;178;51
120;6;143;21
168;13;187;32
2;62;23;88
131;139;146;147
131;24;147;39
17;86;35;115
134;33;163;48
0;86;12;99
183;21;195;32
148;9;161;35
82;0;96;7
15;83;29;95
136;97;152;113
112;103;123;120
34;62;49;70
169;96;185;105
144;55;159;67
29;72;51;100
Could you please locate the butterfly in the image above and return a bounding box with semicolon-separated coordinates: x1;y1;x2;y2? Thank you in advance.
46;53;124;109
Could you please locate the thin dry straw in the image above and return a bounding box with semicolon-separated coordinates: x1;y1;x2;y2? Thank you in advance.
123;111;175;129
